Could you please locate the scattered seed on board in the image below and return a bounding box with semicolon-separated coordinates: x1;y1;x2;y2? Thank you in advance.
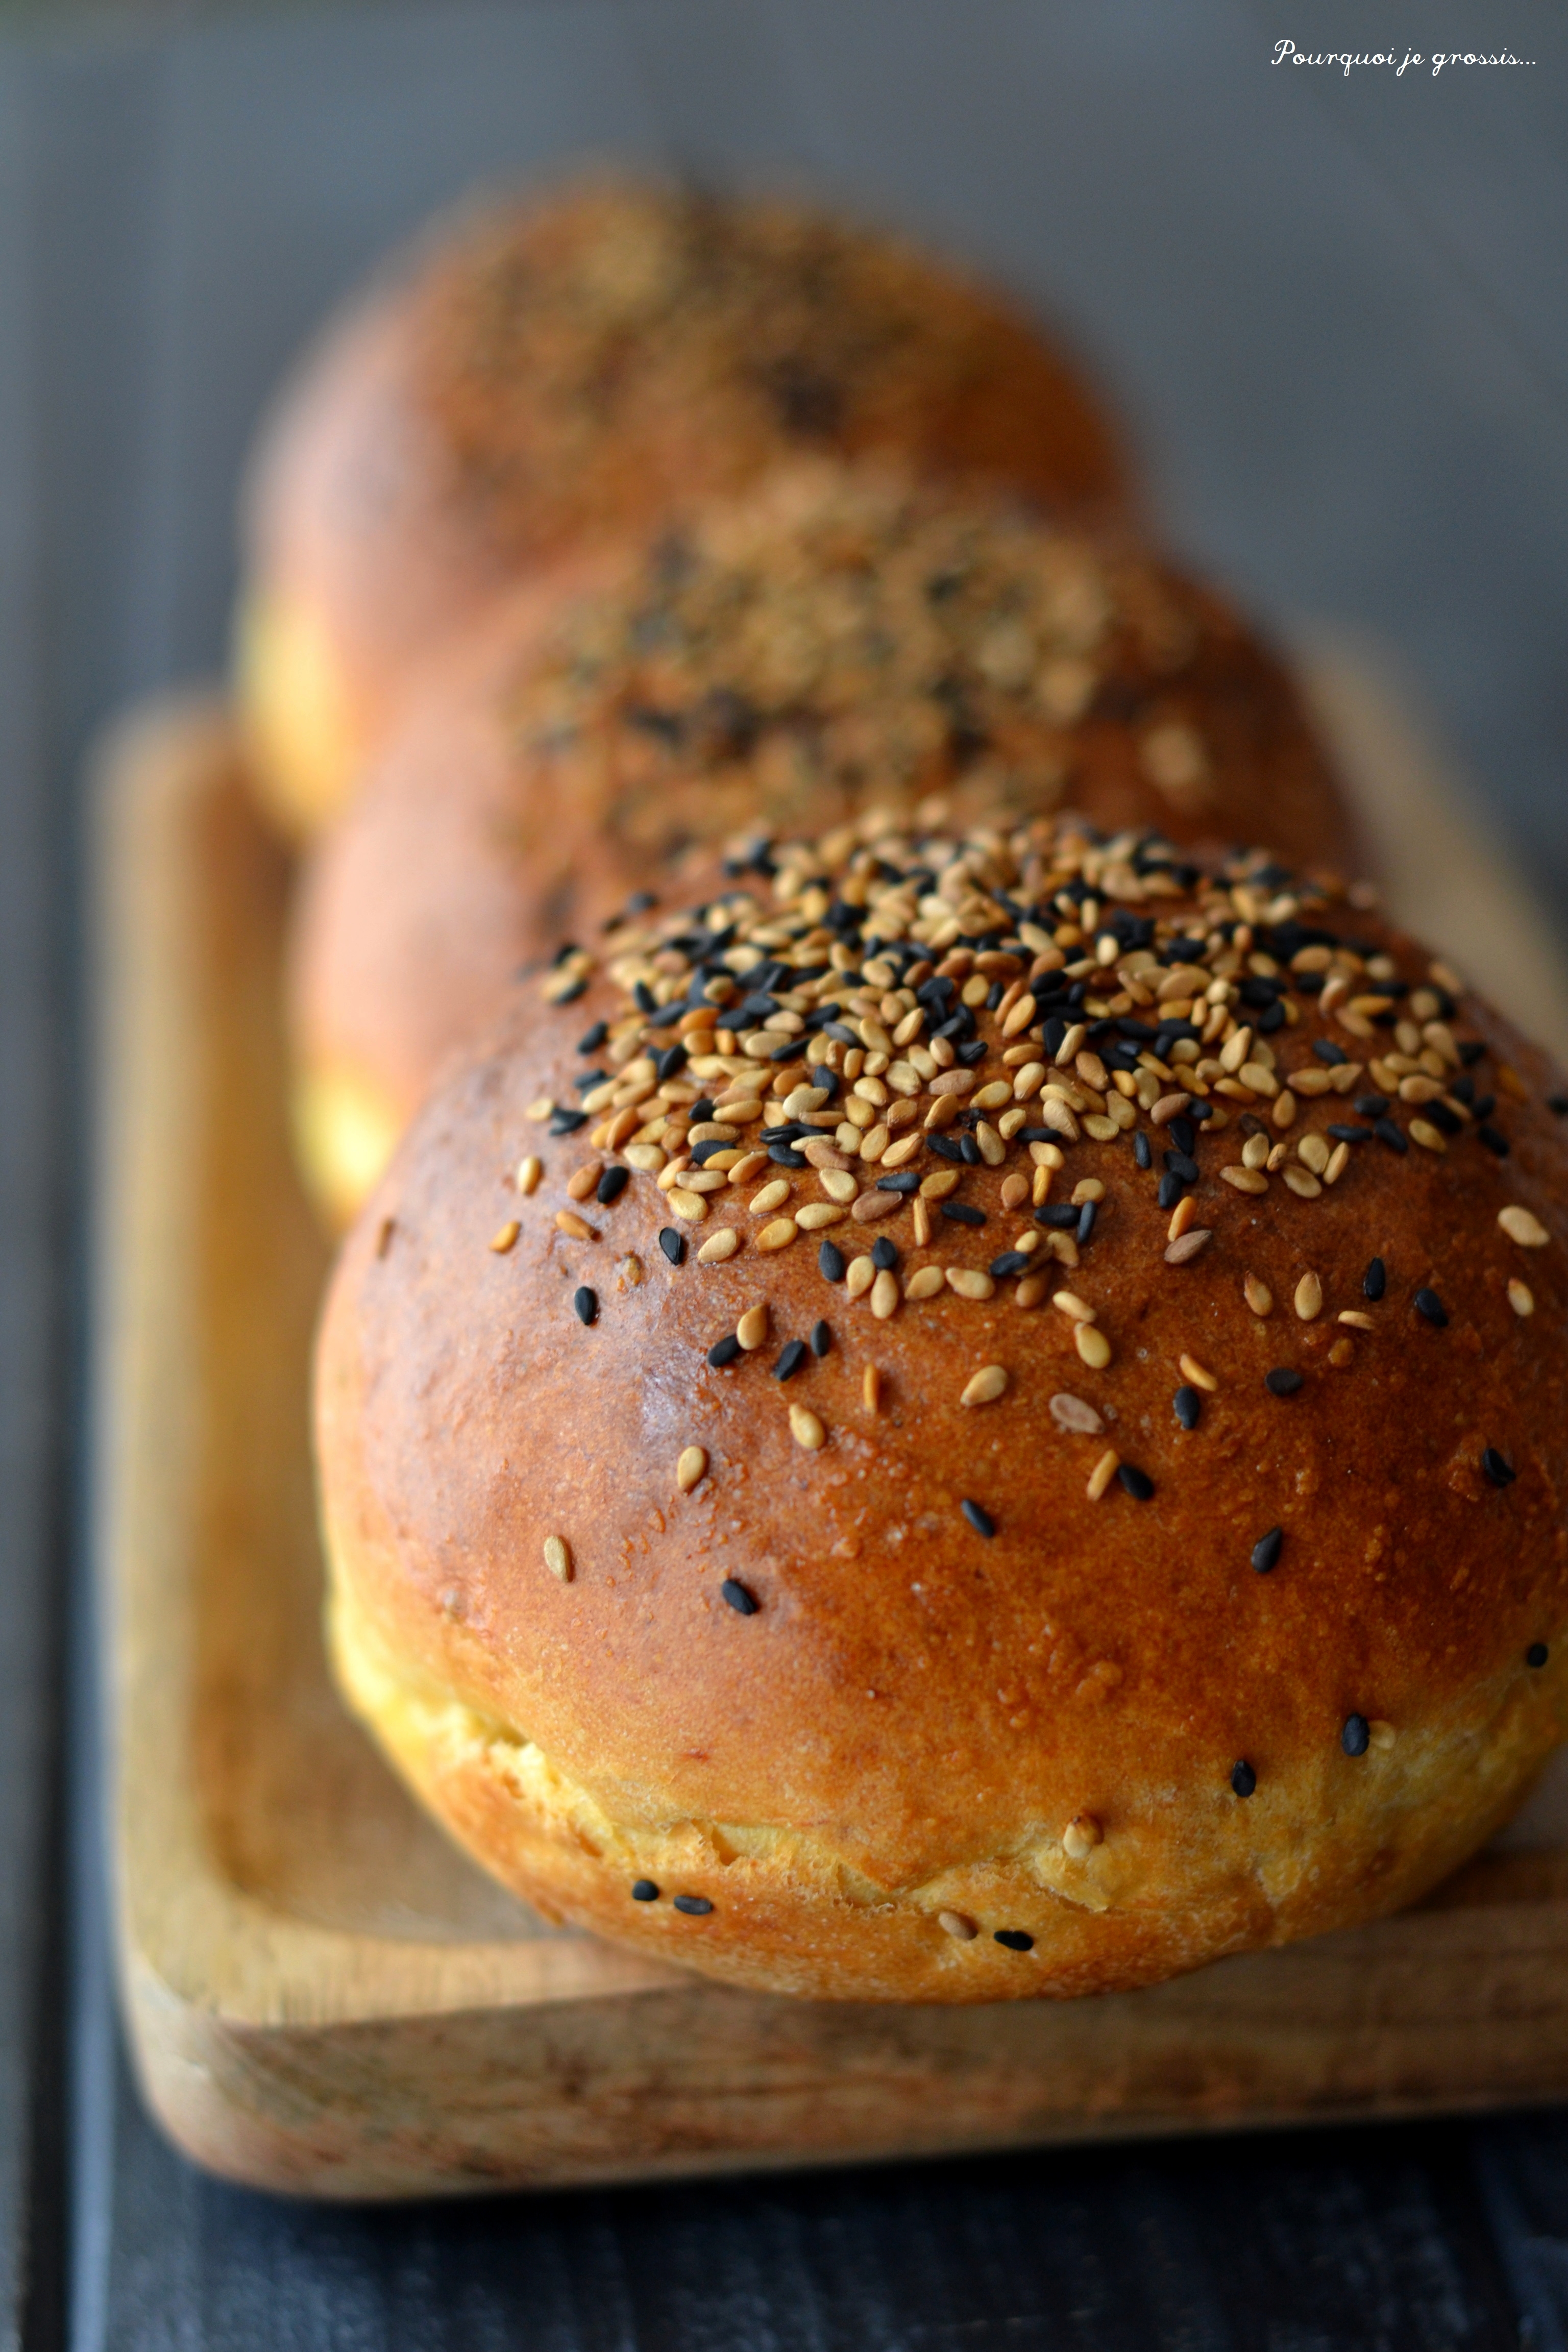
543;1536;572;1582
676;1446;707;1493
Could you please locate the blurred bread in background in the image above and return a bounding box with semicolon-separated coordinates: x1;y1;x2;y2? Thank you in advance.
236;178;1136;838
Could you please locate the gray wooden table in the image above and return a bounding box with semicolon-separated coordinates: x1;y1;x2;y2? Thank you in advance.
3;3;1568;2343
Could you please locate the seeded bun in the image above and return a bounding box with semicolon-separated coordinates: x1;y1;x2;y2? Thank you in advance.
237;179;1134;838
290;462;1357;1224
314;811;1568;2004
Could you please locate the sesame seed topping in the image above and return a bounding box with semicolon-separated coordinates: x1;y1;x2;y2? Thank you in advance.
1482;1447;1516;1487
736;1305;769;1351
721;1579;759;1615
1529;1644;1549;1668
1265;1368;1303;1396
658;1228;685;1266
676;1446;708;1496
938;1910;978;1941
789;1405;826;1450
1413;1287;1449;1327
543;1535;572;1582
1243;1275;1274;1318
1062;1814;1102;1858
960;1498;996;1537
1117;1463;1155;1501
942;1201;988;1228
993;1929;1035;1952
863;1364;884;1413
1499;1205;1551;1248
672;1895;713;1917
708;1333;741;1368
573;1286;598;1325
1173;1385;1202;1430
1086;1448;1119;1502
1252;1526;1283;1574
1049;1392;1104;1435
961;1364;1009;1407
490;1220;521;1254
1363;1257;1386;1301
774;1339;808;1381
1342;1713;1371;1757
1231;1761;1257;1798
810;1320;831;1356
819;1239;847;1282
630;1879;659;1901
1075;1324;1112;1369
1508;1280;1534;1317
1180;1353;1218;1392
597;1166;630;1206
1293;1271;1323;1322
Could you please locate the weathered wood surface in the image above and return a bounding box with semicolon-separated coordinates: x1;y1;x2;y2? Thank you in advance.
95;697;1568;2202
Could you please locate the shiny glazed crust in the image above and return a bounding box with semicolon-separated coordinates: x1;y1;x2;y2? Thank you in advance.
239;179;1134;833
314;814;1568;2001
291;464;1358;1221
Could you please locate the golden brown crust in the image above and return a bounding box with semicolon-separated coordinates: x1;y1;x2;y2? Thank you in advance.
314;814;1568;2001
240;179;1135;829
291;463;1358;1218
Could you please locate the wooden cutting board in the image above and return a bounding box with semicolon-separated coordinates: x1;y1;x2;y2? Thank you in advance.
93;683;1568;2201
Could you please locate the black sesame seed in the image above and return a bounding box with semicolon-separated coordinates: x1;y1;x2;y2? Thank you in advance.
630;1879;659;1902
1173;1385;1202;1431
993;1929;1034;1953
672;1895;713;1916
659;1227;685;1266
1035;1204;1079;1231
990;1251;1032;1279
773;1340;808;1383
1482;1447;1516;1488
708;1334;742;1368
1479;1125;1510;1157
1413;1287;1448;1327
577;1021;609;1055
1312;1039;1348;1065
689;1138;731;1167
1265;1368;1304;1396
1374;1118;1408;1155
1252;1525;1283;1575
1459;1040;1487;1067
573;1287;598;1326
1168;1116;1196;1157
819;1240;846;1283
633;981;657;1015
1328;1124;1372;1144
596;1165;629;1206
961;1499;996;1539
721;1579;759;1615
1157;1172;1184;1211
1550;1095;1568;1117
1133;1132;1153;1170
553;977;587;1005
1258;1000;1286;1034
654;1042;688;1082
959;1134;981;1165
1355;1094;1389;1118
1231;1760;1257;1799
549;1107;590;1136
1076;1200;1098;1246
1341;1713;1371;1758
871;1236;900;1271
876;1171;921;1195
1117;1464;1155;1501
810;1320;831;1358
927;1135;967;1164
768;1143;808;1167
942;1202;988;1228
1363;1256;1387;1301
1528;1643;1550;1668
1162;1150;1199;1184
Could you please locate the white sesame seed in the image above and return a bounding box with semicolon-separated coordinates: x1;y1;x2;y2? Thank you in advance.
676;1447;708;1493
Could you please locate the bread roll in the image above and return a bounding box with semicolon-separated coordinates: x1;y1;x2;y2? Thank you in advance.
290;462;1357;1224
315;810;1568;2002
238;180;1133;836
